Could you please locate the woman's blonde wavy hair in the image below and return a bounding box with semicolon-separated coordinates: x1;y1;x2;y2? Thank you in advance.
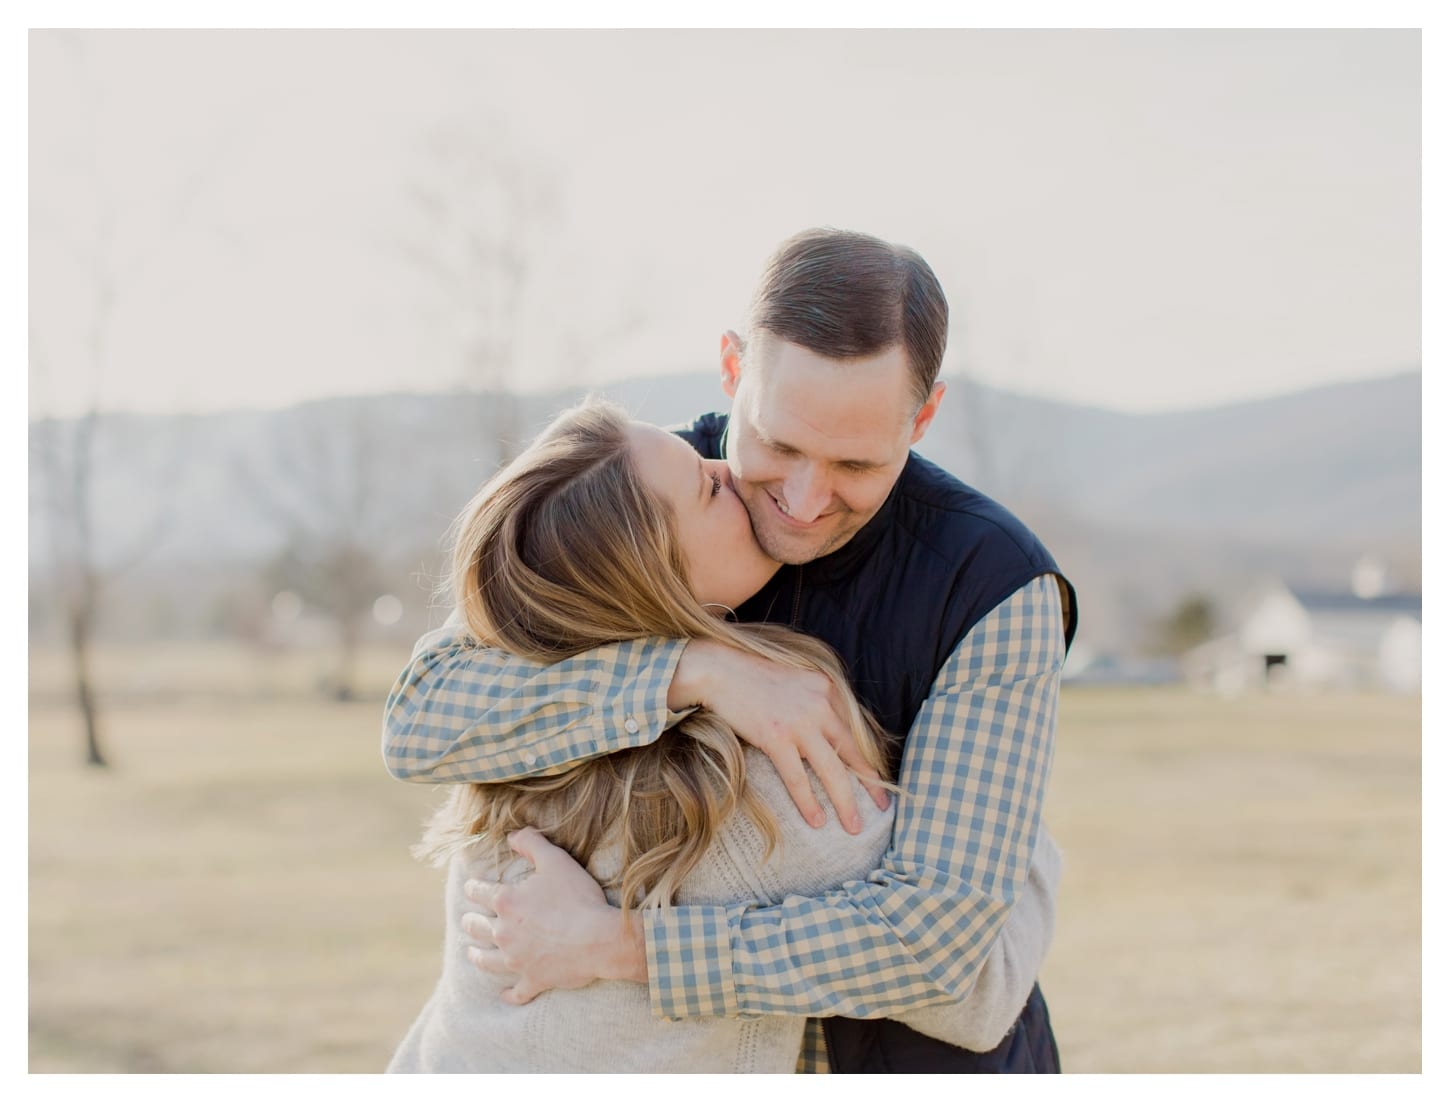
417;398;892;911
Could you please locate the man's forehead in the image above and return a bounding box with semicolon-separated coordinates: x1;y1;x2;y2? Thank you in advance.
752;335;914;399
742;351;914;459
744;390;901;465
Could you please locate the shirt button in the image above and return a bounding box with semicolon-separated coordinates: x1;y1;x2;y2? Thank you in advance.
524;751;539;766
624;716;640;734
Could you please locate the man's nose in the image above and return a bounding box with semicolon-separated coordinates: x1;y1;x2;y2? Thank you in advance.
783;463;832;522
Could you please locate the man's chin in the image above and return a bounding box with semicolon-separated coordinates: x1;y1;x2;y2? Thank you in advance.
744;497;852;564
753;520;845;566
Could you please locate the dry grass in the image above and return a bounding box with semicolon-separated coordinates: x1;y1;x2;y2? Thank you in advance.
1039;686;1421;1072
29;647;1420;1072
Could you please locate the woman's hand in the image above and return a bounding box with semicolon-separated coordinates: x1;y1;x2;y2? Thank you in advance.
668;639;891;832
460;828;646;1004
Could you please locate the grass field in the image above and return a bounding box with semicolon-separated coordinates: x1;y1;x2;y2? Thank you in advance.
28;645;1421;1073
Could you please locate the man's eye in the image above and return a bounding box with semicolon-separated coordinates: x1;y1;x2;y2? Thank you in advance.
710;473;722;498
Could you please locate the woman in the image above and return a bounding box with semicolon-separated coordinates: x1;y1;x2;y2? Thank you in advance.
387;399;1058;1073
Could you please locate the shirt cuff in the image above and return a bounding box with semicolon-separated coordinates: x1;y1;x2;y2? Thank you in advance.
596;636;693;746
644;903;744;1021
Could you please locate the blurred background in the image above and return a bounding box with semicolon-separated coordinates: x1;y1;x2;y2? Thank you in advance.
28;28;1420;1072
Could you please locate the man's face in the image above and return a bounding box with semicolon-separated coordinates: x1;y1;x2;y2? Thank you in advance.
720;332;944;565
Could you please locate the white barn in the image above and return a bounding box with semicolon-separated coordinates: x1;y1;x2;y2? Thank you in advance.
1182;578;1421;695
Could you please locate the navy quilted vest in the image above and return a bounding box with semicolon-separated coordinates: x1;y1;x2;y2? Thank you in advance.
677;412;1077;1073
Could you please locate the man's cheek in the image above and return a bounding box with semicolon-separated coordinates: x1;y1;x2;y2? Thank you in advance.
734;465;775;498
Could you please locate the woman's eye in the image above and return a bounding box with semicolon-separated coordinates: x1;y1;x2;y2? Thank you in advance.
710;473;722;498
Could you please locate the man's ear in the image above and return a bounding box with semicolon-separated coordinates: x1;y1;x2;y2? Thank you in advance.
908;381;947;445
720;330;744;399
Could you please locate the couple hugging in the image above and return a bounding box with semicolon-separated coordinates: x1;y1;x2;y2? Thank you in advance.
382;227;1078;1074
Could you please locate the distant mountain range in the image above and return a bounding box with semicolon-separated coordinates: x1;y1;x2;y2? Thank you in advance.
29;370;1420;652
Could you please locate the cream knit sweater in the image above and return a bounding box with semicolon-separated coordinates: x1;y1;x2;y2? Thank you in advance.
388;748;1060;1073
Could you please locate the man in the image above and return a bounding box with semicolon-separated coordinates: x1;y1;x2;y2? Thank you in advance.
384;228;1078;1073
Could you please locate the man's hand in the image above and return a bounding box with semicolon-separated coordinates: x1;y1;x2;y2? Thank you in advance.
460;827;646;1005
668;639;890;832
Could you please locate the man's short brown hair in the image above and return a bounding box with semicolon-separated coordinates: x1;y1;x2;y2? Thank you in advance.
746;228;949;407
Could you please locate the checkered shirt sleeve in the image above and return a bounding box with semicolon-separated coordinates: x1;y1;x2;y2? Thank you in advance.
382;621;690;783
644;574;1064;1021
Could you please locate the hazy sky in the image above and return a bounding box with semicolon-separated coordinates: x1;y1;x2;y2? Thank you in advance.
28;28;1421;417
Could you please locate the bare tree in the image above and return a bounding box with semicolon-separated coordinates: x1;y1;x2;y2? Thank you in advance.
29;32;233;766
234;401;407;700
31;406;106;766
397;119;560;467
1148;592;1219;657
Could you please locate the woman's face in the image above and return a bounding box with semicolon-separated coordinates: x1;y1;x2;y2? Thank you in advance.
627;423;781;611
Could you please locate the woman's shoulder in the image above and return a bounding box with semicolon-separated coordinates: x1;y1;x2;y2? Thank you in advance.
669;754;887;910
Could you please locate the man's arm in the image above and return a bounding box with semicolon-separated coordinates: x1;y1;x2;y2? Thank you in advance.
643;574;1064;1019
890;828;1062;1050
470;575;1065;1020
470;813;1061;1048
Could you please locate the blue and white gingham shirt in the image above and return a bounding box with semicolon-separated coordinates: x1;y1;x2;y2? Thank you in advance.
384;574;1063;1068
